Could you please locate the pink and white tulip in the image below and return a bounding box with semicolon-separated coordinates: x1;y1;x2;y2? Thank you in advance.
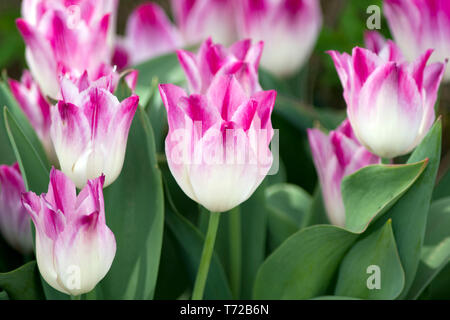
0;163;33;254
8;70;52;156
384;0;450;81
51;77;139;188
16;0;116;98
171;0;238;46
116;3;182;67
159;75;276;212
22;168;116;296
177;37;263;95
308;120;380;226
236;0;322;77
328;46;445;158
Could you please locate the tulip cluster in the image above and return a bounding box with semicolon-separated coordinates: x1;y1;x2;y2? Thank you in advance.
115;0;322;77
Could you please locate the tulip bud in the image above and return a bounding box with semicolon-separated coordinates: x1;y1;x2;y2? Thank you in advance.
116;3;182;67
8;71;52;157
51;77;139;188
159;75;276;212
16;1;116;99
236;0;322;77
384;0;450;81
177;37;263;95
22;168;116;296
308;120;380;226
171;0;238;46
328;46;445;158
0;163;33;254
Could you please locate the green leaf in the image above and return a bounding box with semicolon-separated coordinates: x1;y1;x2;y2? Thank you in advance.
99;107;164;299
306;186;330;226
0;261;44;300
312;296;360;300
433;169;450;200
373;120;442;297
164;185;232;300
253;225;358;299
265;183;312;250
342;161;428;233
335;220;405;299
407;197;450;299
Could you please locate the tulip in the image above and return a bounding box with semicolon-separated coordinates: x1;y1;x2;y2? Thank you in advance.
328;46;445;158
16;1;116;99
8;70;52;156
308;120;380;226
0;163;33;254
384;0;450;81
236;0;322;77
51;77;139;188
171;0;238;46
159;74;276;213
364;31;403;62
116;3;182;67
22;168;116;296
177;37;263;95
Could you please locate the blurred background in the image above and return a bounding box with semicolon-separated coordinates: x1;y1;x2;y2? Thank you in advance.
1;0;448;185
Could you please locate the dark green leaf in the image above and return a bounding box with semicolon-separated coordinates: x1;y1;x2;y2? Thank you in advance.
0;261;44;300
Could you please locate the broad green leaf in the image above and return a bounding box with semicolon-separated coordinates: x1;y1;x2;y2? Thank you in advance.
99;107;164;299
253;225;358;299
0;261;44;300
407;197;450;299
312;296;360;300
335;220;405;299
306;186;330;226
0;290;8;300
265;183;312;250
342;161;428;233
433;169;450;200
164;185;232;300
373;121;442;297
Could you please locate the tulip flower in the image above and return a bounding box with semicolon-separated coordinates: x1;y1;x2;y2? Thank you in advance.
8;70;52;156
16;1;116;99
236;0;322;77
51;77;139;188
328;46;445;158
177;37;263;95
22;168;116;296
159;75;276;213
384;0;450;81
171;0;238;46
364;31;404;62
115;3;182;67
308;120;380;226
0;163;33;254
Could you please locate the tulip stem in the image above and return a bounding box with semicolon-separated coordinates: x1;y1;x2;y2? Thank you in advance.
71;295;81;300
381;158;391;164
192;211;221;300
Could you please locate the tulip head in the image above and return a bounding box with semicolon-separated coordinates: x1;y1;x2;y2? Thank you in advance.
328;46;445;158
171;0;238;46
177;37;263;95
22;168;116;296
236;0;322;77
8;71;52;156
384;0;450;81
16;1;116;98
308;120;380;226
0;163;33;254
51;76;139;188
159;75;276;212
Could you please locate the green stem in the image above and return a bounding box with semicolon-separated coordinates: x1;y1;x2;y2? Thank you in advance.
381;158;391;165
229;207;241;299
192;211;221;300
70;295;81;300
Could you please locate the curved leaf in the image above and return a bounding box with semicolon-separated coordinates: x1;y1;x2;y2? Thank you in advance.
0;261;44;300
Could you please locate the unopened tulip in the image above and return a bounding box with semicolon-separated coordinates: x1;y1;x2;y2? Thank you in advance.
159;75;276;212
171;0;238;46
328;46;445;158
51;77;139;188
0;163;33;254
22;168;116;296
116;3;182;67
384;0;450;81
16;1;116;98
308;120;380;226
8;71;52;156
177;37;263;95
236;0;322;77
